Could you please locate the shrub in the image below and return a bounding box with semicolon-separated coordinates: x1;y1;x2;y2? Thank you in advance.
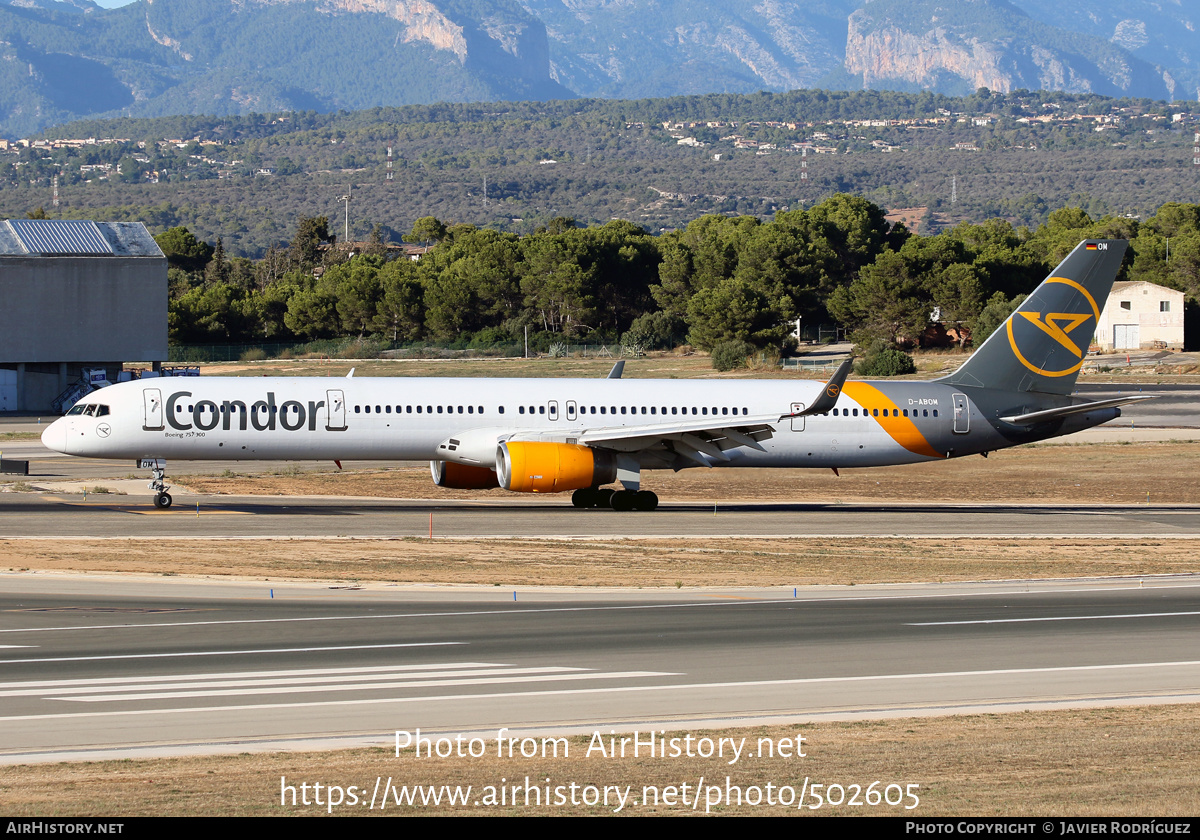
711;339;753;371
856;347;916;377
621;311;686;351
335;338;388;359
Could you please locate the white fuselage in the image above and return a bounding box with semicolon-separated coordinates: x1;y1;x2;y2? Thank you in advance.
42;375;968;471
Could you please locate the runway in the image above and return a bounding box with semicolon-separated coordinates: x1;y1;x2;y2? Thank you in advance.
4;410;1200;765
1;493;1199;538
1;574;1198;763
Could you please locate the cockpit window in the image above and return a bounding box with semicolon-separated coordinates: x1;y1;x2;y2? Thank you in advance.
65;403;109;417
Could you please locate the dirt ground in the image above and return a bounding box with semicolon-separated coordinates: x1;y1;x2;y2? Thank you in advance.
2;536;1196;587
3;706;1197;816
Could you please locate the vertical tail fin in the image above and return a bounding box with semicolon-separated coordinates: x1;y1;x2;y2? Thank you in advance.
940;239;1128;395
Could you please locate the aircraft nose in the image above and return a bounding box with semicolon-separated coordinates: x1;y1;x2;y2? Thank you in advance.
40;418;67;454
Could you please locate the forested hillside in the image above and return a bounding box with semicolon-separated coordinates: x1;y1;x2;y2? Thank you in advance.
6;89;1199;259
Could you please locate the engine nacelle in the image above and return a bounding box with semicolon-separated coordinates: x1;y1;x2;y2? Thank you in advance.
497;441;616;494
430;460;500;489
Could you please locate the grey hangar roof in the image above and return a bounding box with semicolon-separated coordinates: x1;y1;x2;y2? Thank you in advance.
0;220;164;257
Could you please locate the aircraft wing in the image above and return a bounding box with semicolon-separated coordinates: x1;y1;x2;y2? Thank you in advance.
576;414;781;464
573;358;851;465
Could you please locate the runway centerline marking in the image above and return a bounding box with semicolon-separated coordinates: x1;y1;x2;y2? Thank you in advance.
61;670;671;703
0;662;507;690
4;667;592;700
3;659;1198;723
0;641;463;665
912;610;1200;626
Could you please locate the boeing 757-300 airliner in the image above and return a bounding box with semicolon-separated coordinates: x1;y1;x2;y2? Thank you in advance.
41;240;1147;511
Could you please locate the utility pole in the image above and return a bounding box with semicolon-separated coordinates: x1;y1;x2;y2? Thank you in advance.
339;184;351;241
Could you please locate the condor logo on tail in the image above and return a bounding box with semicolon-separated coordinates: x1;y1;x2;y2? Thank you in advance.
1006;277;1101;378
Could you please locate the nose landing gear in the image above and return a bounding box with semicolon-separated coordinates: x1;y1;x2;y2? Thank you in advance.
141;458;172;509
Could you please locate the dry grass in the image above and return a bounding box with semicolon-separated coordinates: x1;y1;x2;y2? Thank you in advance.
3;707;1198;816
198;352;1200;384
1;536;1197;587
0;431;40;441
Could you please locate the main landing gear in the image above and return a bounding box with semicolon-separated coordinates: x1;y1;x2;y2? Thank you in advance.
571;487;659;511
144;459;172;509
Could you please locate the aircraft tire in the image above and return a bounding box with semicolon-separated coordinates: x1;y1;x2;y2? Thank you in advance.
154;492;172;509
571;488;594;508
633;490;658;511
610;490;635;512
593;488;614;508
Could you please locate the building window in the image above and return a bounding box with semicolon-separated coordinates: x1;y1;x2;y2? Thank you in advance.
1161;301;1171;312
1120;301;1132;310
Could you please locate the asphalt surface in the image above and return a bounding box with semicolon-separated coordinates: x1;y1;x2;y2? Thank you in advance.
1;494;1198;539
1;574;1197;763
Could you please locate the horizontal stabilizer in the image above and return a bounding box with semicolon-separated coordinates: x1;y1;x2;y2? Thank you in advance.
999;396;1154;426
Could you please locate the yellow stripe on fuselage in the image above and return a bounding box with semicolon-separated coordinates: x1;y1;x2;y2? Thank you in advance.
841;382;944;459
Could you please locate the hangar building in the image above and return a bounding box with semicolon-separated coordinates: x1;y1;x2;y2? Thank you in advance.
1095;281;1185;352
0;219;166;412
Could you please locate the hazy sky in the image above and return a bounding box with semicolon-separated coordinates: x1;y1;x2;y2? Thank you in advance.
93;0;138;7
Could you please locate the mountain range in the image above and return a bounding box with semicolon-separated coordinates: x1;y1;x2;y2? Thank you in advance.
1;0;1195;136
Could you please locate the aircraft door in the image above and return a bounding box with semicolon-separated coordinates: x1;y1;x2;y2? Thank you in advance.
566;400;577;421
326;389;347;431
790;402;805;432
143;388;163;431
952;393;969;434
548;400;559;421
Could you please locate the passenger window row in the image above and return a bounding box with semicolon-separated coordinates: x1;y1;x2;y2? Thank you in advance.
355;405;487;415
827;408;938;418
351;404;752;417
165;401;937;421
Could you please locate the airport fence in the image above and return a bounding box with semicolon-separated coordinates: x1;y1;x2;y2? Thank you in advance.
167;340;632;363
